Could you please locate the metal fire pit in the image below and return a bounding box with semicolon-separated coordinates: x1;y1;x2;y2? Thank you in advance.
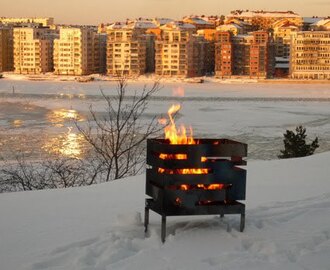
144;138;247;242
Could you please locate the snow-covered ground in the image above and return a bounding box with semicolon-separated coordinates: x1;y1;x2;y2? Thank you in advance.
1;79;330;159
0;152;330;270
1;78;330;269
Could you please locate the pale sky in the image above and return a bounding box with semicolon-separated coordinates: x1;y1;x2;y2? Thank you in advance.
2;0;329;25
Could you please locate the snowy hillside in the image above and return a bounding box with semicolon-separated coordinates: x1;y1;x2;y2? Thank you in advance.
1;152;330;270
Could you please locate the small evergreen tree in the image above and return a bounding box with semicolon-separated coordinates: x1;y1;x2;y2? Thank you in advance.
278;126;319;159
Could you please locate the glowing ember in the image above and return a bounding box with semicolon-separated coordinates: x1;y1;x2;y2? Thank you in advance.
159;153;187;160
175;197;182;205
158;168;210;174
201;157;208;162
180;184;189;190
206;184;224;190
168;184;225;190
193;184;225;190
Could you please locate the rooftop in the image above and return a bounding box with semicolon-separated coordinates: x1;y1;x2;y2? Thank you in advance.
312;18;330;27
303;17;323;24
161;21;196;30
228;10;301;18
107;20;157;30
183;16;214;25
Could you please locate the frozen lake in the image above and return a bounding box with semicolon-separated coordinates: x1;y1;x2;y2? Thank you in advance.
1;79;330;160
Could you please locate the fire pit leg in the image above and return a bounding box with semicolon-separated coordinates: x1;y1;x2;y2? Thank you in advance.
161;215;166;243
240;213;245;232
144;203;149;233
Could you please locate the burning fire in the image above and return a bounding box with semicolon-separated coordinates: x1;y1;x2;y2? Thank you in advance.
158;104;208;175
177;184;224;190
158;101;229;211
159;104;195;145
158;103;224;192
157;168;209;174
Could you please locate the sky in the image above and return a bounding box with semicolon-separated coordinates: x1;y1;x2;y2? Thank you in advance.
2;0;329;25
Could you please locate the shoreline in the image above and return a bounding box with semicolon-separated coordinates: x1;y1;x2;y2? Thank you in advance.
1;72;330;85
258;79;330;84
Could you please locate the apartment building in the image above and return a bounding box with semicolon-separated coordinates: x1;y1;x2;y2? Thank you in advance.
273;19;299;58
106;21;156;76
0;17;54;27
215;31;275;78
197;29;216;73
290;31;330;80
216;23;244;35
215;31;233;77
0;27;13;72
182;16;215;30
155;21;208;77
152;18;173;27
224;18;255;33
53;27;106;75
201;15;224;27
271;19;300;77
226;10;303;31
13;27;57;74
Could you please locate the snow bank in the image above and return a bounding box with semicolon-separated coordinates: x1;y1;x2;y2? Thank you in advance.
0;152;330;270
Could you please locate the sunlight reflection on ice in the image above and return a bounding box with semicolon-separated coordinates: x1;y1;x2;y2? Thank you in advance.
47;109;83;127
42;127;85;159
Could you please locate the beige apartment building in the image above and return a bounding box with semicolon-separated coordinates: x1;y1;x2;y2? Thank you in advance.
54;27;106;76
155;21;208;77
0;27;14;72
271;19;301;77
216;23;244;36
273;20;299;58
290;31;330;80
106;21;156;76
13;27;57;74
0;17;54;27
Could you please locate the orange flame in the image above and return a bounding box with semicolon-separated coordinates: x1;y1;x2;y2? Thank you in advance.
158;104;225;200
162;104;195;145
158;104;208;175
158;168;209;174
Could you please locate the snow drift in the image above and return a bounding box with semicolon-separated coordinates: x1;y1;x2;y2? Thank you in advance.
0;152;330;270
